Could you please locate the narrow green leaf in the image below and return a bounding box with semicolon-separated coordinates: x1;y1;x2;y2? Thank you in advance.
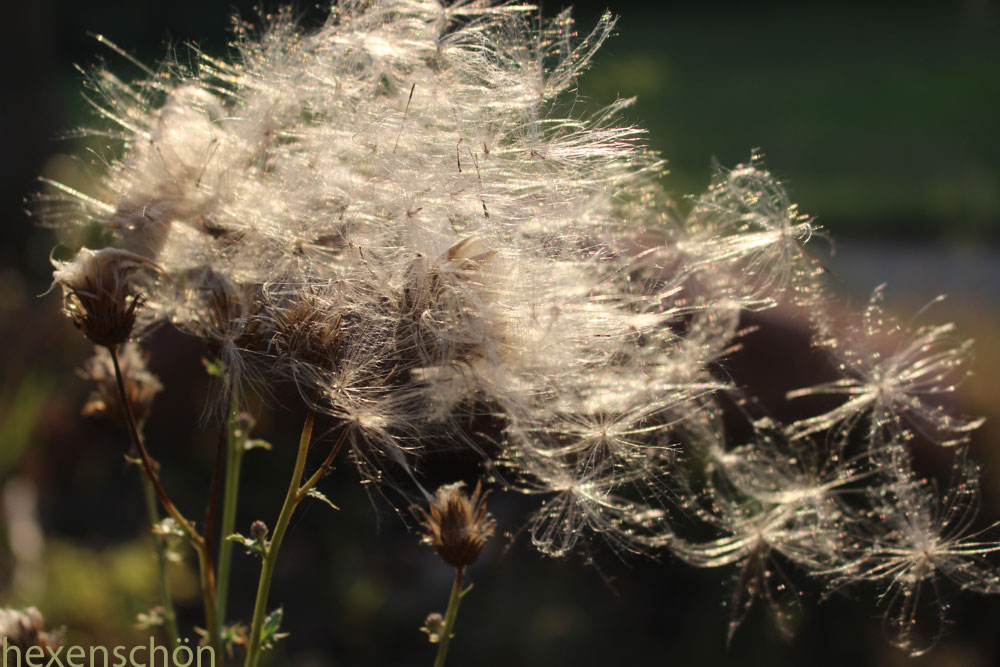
227;532;267;558
305;488;340;510
260;608;289;651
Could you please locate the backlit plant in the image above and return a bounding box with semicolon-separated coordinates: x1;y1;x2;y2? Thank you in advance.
30;0;998;663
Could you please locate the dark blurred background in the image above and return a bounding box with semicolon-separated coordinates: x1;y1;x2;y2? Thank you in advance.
2;1;999;666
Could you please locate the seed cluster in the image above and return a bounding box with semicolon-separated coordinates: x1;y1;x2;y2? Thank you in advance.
40;0;996;653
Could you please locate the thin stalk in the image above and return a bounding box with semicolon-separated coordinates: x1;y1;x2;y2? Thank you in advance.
140;473;180;648
216;379;244;631
108;345;223;661
297;427;349;497
197;540;221;659
432;566;466;667
244;410;315;667
109;346;197;538
204;419;225;572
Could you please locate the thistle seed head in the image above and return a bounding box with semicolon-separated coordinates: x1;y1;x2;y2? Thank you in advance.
267;287;350;369
180;268;263;347
49;247;156;347
415;480;496;569
78;343;162;430
36;2;1000;651
398;237;501;364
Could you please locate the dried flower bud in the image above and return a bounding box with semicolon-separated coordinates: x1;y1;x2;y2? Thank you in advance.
48;247;156;347
415;481;495;569
267;287;348;368
250;520;269;541
236;413;255;432
179;268;266;354
399;237;500;364
78;343;162;430
0;607;62;655
235;412;257;442
420;612;445;643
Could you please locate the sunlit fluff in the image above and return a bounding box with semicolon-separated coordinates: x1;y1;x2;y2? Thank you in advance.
39;0;998;653
787;286;984;447
830;457;1000;655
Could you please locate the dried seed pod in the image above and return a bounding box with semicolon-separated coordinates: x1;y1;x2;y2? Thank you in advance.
78;343;162;430
48;247;156;347
415;481;495;569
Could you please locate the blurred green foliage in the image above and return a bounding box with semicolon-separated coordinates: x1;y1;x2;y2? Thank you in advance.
578;4;1000;236
0;374;53;477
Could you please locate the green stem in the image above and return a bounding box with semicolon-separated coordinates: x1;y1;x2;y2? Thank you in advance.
244;410;315;667
140;473;180;648
216;379;244;632
298;427;349;497
433;566;466;667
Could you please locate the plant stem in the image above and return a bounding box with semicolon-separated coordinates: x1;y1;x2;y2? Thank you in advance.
108;346;197;539
140;473;180;648
244;410;315;667
108;344;223;662
197;540;221;659
297;427;349;497
216;379;244;632
433;566;466;667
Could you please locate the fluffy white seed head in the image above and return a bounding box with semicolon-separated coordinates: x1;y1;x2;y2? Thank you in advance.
39;2;997;651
